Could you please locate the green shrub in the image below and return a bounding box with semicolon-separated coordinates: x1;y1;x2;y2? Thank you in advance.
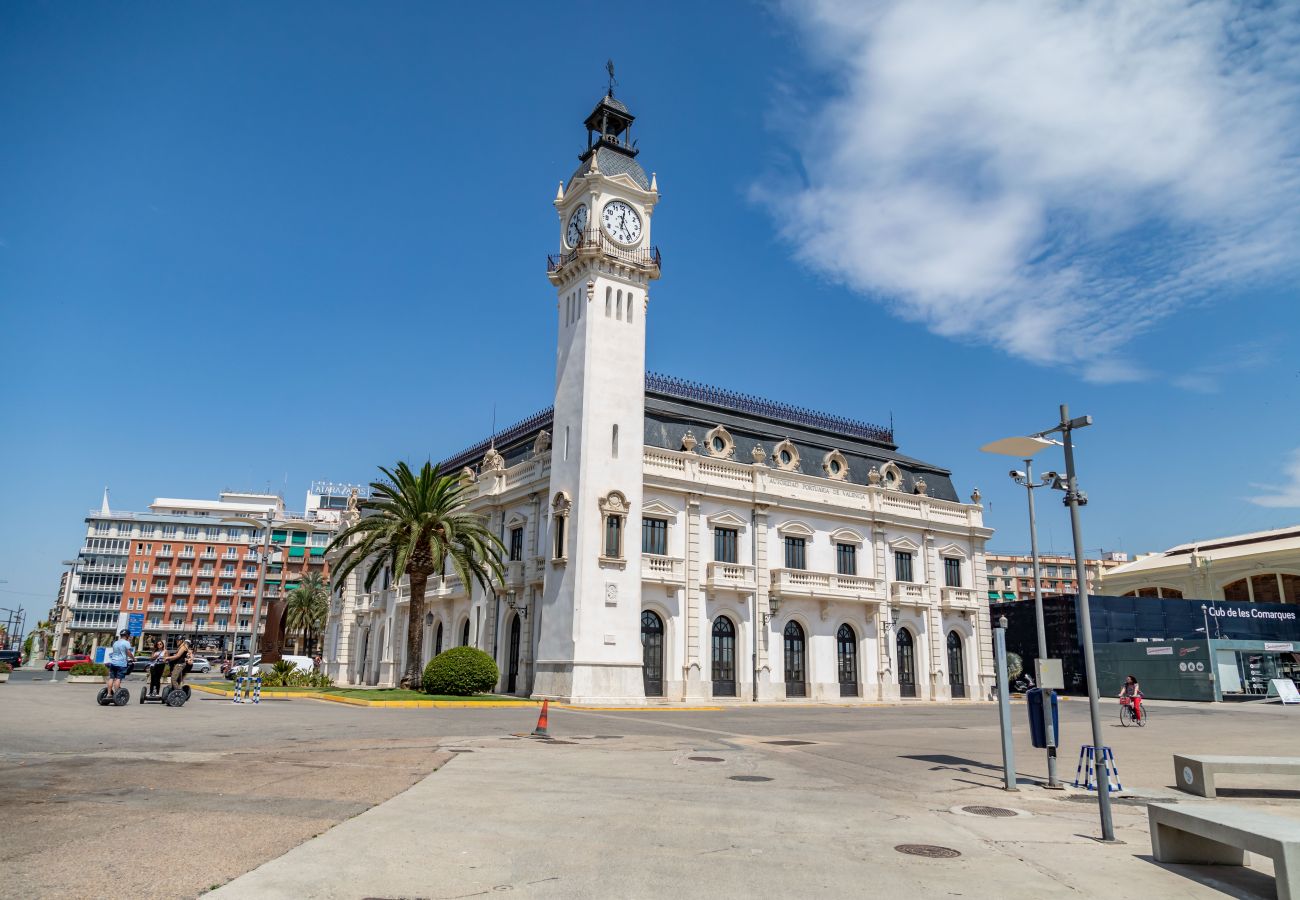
422;647;499;696
0;662;12;674
70;662;109;676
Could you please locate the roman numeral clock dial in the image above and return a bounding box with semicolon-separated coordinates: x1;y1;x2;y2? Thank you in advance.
601;200;642;245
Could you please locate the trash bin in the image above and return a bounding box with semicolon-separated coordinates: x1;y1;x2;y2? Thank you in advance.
1026;687;1060;749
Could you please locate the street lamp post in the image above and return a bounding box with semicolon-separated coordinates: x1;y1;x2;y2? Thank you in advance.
222;514;277;671
986;406;1114;842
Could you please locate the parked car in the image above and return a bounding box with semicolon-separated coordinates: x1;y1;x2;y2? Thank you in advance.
0;650;23;669
227;655;261;680
44;654;93;671
189;657;212;674
131;656;156;673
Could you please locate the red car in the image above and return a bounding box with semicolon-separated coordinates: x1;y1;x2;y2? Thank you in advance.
44;654;93;671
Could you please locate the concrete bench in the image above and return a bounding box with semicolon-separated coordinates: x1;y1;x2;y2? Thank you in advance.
1149;803;1300;900
1174;754;1300;799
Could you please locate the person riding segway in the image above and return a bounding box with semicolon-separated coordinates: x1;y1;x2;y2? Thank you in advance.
97;629;134;706
140;638;194;707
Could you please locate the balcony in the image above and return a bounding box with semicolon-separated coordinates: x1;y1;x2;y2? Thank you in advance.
150;584;168;594
154;566;172;576
890;582;929;606
173;584;191;595
178;551;195;559
193;603;209;612
546;228;662;280
79;564;127;575
216;605;232;614
434;574;465;598
941;587;980;611
501;560;525;592
81;544;128;556
195;587;212;596
149;603;165;611
155;547;175;558
172;603;187;612
200;551;217;560
642;554;685;585
770;569;886;602
198;569;215;577
703;562;757;592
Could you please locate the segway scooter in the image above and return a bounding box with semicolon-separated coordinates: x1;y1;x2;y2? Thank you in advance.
97;685;131;706
140;662;192;707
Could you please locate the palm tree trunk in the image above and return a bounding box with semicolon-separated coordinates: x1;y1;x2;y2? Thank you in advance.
402;572;428;689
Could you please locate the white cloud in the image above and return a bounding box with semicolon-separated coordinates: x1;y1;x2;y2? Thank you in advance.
761;0;1300;377
1250;448;1300;509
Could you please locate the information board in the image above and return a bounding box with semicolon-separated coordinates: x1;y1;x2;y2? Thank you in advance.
127;613;144;637
1268;678;1300;705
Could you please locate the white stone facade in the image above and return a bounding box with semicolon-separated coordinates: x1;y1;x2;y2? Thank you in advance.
324;92;995;704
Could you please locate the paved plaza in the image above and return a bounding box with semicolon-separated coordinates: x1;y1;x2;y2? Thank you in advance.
4;670;1300;898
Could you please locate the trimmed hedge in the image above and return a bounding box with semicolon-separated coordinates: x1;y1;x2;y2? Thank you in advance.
69;662;109;676
0;662;12;674
422;647;499;696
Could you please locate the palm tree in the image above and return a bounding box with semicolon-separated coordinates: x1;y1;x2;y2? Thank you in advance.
285;573;330;655
328;461;504;689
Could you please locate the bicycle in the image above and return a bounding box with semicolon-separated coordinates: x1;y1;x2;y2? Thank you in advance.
1119;695;1146;727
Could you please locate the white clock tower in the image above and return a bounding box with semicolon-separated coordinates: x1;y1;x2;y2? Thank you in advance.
534;89;661;703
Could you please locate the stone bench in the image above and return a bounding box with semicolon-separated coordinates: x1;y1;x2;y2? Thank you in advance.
1148;802;1300;900
1174;754;1300;799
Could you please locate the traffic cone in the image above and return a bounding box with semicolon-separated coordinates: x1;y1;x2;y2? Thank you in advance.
532;699;550;738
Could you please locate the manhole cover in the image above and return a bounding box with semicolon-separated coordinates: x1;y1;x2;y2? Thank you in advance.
895;844;961;859
689;756;725;762
729;775;773;783
763;740;815;746
961;805;1016;818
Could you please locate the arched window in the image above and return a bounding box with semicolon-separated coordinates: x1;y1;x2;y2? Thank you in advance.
641;610;664;697
627;291;634;323
897;628;916;698
606;286;612;317
506;615;521;694
461;619;470;647
711;616;736;697
434;622;443;656
837;624;857;697
947;631;966;698
617;289;623;320
783;620;807;697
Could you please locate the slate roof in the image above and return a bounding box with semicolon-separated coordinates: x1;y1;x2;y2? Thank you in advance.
436;375;962;504
568;145;650;191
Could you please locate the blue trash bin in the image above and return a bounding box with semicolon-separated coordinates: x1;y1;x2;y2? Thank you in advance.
1026;688;1060;749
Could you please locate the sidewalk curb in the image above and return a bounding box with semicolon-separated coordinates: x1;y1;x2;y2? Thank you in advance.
191;684;537;708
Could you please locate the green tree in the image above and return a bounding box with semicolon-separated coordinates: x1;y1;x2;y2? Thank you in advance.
285;573;330;654
328;461;504;689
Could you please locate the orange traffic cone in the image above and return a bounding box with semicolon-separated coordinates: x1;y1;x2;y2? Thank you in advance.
532;699;550;738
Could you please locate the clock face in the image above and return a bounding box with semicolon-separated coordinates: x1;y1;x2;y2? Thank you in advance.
601;200;642;245
566;204;588;247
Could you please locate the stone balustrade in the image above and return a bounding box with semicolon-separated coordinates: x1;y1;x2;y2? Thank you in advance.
771;568;886;602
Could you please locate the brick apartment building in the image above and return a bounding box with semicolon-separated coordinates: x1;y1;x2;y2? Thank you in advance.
984;550;1129;603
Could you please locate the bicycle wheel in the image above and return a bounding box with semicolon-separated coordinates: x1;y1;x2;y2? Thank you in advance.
1136;704;1147;727
1119;704;1130;726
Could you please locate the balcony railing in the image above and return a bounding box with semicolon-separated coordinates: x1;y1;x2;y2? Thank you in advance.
79;564;127;575
941;587;979;610
770;569;886;602
705;562;756;592
150;585;168;594
501;560;525;590
154;548;175;558
547;228;661;277
890;582;928;605
641;554;685;585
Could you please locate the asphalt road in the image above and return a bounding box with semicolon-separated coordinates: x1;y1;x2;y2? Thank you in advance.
5;672;1299;898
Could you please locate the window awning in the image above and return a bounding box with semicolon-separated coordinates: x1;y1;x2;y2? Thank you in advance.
288;547;305;558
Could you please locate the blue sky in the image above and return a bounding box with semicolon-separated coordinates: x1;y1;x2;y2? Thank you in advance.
2;1;1299;617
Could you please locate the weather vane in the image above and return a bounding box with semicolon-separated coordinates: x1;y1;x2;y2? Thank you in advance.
606;59;617;97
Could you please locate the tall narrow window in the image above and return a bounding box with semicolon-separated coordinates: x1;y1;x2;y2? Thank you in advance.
784;537;806;570
509;527;524;562
617;289;623;320
612;424;619;458
836;543;857;576
895;551;914;583
553;516;566;560
627;292;634;323
604;515;622;558
714;527;738;564
564;426;569;460
943;558;962;588
606;286;612;317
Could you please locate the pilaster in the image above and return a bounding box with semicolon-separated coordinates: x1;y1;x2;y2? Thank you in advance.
684;494;706;698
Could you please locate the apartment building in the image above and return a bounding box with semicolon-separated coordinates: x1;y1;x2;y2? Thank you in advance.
67;485;349;654
984;551;1129;603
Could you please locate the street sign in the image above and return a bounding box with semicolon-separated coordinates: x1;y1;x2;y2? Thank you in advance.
127;613;144;636
1036;658;1065;690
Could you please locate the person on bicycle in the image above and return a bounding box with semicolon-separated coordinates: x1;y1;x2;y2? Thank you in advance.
1118;674;1142;721
106;629;135;696
163;638;194;691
